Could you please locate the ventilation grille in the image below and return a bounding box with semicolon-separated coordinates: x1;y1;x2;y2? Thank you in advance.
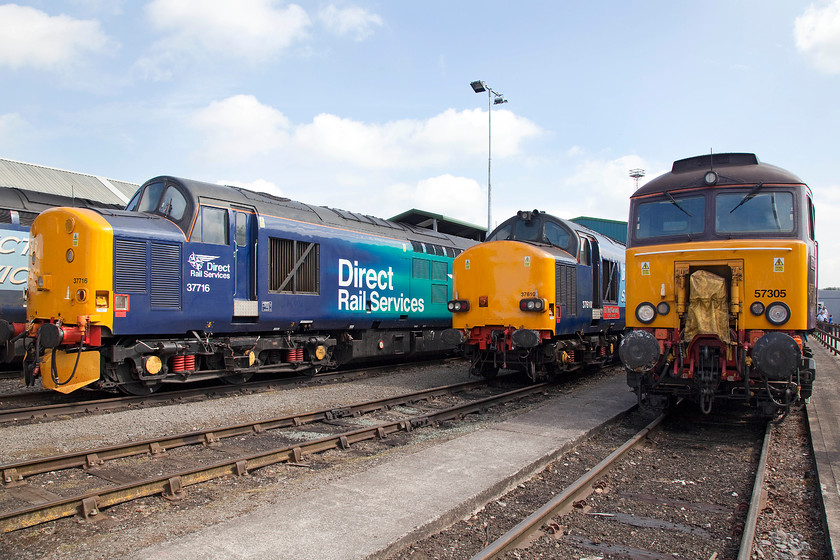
115;239;148;293
151;242;181;309
556;262;577;317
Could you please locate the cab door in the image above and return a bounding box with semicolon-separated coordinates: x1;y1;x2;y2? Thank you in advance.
586;236;602;323
233;209;258;320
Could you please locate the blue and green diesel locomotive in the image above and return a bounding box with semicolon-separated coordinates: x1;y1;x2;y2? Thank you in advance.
11;176;477;394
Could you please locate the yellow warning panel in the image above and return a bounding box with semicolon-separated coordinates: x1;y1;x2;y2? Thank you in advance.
40;350;101;393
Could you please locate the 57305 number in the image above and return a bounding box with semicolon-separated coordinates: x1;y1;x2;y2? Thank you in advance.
754;289;786;298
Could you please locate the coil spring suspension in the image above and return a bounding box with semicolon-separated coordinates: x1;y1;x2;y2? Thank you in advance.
286;348;304;362
171;355;196;372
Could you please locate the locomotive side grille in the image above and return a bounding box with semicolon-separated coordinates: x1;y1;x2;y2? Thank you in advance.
114;238;148;293
269;237;320;294
556;262;577;317
150;242;181;309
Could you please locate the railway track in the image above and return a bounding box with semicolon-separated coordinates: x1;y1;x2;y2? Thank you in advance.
0;360;449;424
0;378;549;533
461;409;775;559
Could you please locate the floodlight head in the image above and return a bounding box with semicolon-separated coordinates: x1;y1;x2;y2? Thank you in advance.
470;80;487;93
493;96;507;105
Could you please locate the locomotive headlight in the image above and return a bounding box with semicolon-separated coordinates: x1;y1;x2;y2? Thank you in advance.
447;300;470;312
750;301;765;316
704;171;718;185
635;302;656;324
765;302;791;326
66;249;75;263
519;298;546;312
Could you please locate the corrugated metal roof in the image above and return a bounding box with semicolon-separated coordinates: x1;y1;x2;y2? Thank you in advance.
0;157;138;206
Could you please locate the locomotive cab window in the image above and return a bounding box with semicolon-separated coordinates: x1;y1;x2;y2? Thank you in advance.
194;206;229;245
715;191;794;234
487;214;577;254
235;211;248;246
158;186;187;221
635;195;705;240
132;181;164;213
129;181;194;236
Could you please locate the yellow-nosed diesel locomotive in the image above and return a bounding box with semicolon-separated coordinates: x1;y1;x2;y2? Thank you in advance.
443;210;625;380
619;153;816;416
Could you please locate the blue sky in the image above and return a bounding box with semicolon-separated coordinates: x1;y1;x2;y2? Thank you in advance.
1;1;839;284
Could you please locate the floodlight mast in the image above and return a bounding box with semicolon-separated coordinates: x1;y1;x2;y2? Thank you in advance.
629;168;646;190
470;80;507;233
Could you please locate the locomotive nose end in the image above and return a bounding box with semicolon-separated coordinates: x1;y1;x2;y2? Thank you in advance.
752;332;802;381
619;330;660;371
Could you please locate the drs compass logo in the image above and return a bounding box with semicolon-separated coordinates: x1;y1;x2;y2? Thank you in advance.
188;252;231;279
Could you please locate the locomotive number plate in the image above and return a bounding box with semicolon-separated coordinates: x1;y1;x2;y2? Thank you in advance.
754;289;786;298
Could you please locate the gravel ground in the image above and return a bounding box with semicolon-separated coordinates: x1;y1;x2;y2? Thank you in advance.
390;404;829;560
0;361;577;559
0;362;474;462
0;360;831;560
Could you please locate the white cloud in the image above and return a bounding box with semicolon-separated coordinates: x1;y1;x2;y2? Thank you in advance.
795;0;840;74
190;95;291;160
553;154;663;222
144;0;311;60
0;4;113;70
294;108;542;169
384;175;486;226
317;4;383;41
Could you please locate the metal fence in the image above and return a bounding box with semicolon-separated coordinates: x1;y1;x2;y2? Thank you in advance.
814;321;840;355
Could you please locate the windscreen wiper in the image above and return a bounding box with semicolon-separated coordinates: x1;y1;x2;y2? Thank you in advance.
729;182;764;213
665;191;692;216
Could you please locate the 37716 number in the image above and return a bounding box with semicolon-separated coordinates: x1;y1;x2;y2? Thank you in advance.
754;289;786;298
187;283;210;293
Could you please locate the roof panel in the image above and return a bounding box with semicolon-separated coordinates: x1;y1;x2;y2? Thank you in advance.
0;158;138;206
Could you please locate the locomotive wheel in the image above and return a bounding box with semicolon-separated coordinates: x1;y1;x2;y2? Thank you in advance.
115;364;162;395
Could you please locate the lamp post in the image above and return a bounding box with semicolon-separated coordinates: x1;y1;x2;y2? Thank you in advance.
470;80;507;233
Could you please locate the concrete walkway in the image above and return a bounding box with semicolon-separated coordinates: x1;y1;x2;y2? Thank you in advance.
807;342;840;559
129;374;637;560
